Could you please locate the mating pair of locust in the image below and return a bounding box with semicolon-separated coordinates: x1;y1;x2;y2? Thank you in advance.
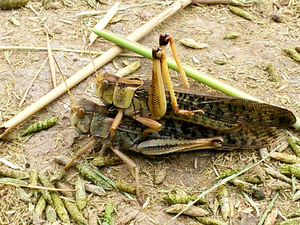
68;95;292;205
67;34;296;205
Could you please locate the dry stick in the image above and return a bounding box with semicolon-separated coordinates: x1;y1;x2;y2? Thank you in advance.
0;46;142;57
75;1;170;17
0;0;192;138
19;57;48;107
28;3;56;88
46;30;56;88
89;2;120;46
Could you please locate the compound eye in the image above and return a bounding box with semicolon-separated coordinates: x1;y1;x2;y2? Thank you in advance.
100;79;109;91
76;107;86;119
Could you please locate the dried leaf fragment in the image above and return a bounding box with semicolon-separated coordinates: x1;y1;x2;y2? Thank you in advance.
154;168;167;184
91;156;123;167
279;164;300;179
9;17;20;26
218;185;229;220
84;0;96;8
179;38;208;49
116;181;136;195
78;164;112;190
285;48;300;62
46;205;57;223
271;152;300;164
165;204;209;217
288;136;300;157
214;57;227;65
230;178;265;200
229;6;254;20
75;176;87;210
196;216;226;225
63;198;88;225
102;203;114;225
116;209;139;225
21;116;59;136
116;61;140;77
223;32;239;40
85;183;106;196
267;63;280;82
96;0;108;4
35;196;47;218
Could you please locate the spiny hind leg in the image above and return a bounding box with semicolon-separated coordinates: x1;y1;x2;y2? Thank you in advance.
110;147;143;206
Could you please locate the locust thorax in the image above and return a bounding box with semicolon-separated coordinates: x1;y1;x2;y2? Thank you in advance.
112;77;143;109
96;73;143;109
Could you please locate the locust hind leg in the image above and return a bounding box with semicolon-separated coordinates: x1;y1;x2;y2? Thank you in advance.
137;137;224;155
111;107;162;142
133;115;162;139
160;34;189;88
150;36;203;119
110;147;143;206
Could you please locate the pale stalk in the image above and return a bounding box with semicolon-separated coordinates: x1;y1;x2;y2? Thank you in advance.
91;28;300;129
0;0;193;138
0;46;141;57
89;2;120;46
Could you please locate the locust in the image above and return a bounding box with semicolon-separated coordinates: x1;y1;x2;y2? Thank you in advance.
98;73;296;131
95;34;296;141
65;98;284;205
66;99;223;204
65;34;296;205
96;34;205;142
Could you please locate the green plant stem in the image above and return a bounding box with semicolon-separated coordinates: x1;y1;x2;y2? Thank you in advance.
91;29;259;101
91;28;300;129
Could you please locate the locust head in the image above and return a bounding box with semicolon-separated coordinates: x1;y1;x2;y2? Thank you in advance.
70;99;97;134
70;99;113;138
